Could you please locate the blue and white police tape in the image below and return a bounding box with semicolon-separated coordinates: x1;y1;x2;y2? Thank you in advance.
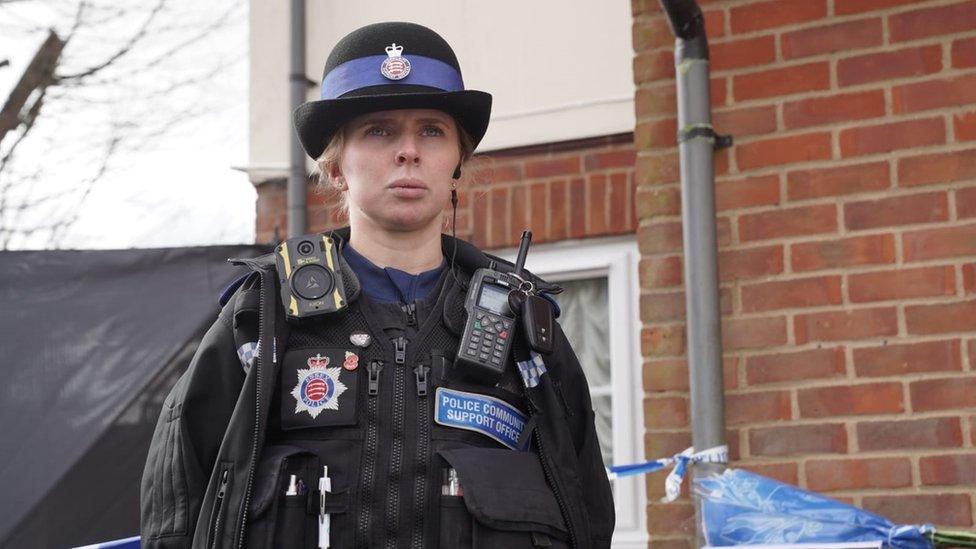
607;445;728;503
516;351;548;388
72;535;140;549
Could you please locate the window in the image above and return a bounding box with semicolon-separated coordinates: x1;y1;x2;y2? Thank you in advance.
500;235;647;548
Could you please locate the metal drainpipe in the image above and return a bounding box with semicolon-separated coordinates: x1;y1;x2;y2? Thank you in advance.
657;1;733;546
287;0;307;238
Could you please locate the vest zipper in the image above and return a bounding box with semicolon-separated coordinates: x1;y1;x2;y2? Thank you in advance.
409;363;431;549
402;302;417;326
530;403;579;549
384;336;409;549
236;270;269;549
358;360;383;547
208;467;230;549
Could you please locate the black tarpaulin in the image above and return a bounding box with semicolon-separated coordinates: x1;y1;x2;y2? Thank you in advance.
0;244;269;547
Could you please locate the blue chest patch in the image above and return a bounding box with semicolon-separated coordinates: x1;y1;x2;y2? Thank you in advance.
434;388;529;451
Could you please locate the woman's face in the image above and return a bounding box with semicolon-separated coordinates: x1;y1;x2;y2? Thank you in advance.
335;108;461;232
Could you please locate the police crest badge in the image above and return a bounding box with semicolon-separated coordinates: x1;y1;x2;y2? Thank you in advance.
380;43;410;80
291;353;348;418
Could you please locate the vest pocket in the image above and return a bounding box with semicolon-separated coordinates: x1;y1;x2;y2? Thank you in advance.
245;445;319;549
436;448;570;549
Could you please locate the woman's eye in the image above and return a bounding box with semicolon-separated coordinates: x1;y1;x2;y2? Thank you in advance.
421;125;445;137
366;126;391;136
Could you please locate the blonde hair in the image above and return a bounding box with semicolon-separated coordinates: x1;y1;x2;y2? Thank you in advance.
312;119;476;220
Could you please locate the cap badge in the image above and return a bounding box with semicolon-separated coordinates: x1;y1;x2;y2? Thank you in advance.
380;43;411;81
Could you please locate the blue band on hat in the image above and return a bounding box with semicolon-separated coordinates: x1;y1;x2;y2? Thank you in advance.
321;54;464;100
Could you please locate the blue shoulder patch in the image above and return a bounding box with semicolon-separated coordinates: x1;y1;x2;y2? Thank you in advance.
219;272;258;307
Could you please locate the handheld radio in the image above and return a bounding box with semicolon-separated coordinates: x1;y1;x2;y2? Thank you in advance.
456;231;551;383
274;233;349;319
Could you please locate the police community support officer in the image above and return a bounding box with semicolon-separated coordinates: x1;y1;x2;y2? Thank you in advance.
140;21;614;549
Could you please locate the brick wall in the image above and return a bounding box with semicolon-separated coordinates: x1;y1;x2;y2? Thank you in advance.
634;0;976;544
254;133;637;248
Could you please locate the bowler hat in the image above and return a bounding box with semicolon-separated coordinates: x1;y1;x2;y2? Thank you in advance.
293;21;492;160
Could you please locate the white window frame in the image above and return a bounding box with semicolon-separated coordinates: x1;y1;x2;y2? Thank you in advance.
497;234;647;548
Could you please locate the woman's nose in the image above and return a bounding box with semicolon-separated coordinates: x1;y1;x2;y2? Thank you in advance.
395;137;420;166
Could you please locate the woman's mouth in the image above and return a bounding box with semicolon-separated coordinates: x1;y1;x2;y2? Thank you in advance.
388;178;428;198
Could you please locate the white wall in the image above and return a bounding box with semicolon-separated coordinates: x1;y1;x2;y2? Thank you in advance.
248;0;635;183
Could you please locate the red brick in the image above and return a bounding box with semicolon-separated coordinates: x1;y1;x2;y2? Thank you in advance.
722;316;788;351
906;300;976;335
783;18;882;60
549;180;567;240
749;423;847;457
584;149;635;171
966;264;976;294
733;62;831;102
795;307;898;344
711;35;776;72
528;183;546;237
739;203;836;242
806;457;912;491
838;45;943;87
787;161;890;201
712;106;777;138
845;191;948;231
632;16;674;52
641;291;685;323
740;462;799;485
957;186;976;219
956;111;976;144
635;119;678;150
792;234;895;272
718;245;783;282
586;175;607;235
635;186;679;219
524;156;580;179
730;0;827;34
911;375;976;412
840;117;945;158
609;172;632;233
854;340;962;377
835;0;922;14
472;187;489;248
746;347;846;386
783;90;886;130
921;454;976;486
645;431;691;462
850;266;956;303
474;162;521;184
953;37;976;69
862;494;973;527
509;185;528;244
640;256;683;289
645;395;690;429
716;174;779;212
725;390;792;425
568;177;586;239
904;223;976;261
646;502;695;535
889;0;976;43
633;50;675;82
642;325;685;357
644;359;688;392
635;85;677;119
858;416;963;451
638;221;683;254
742;276;842;313
489;186;509;247
800;382;904;418
899;148;976;187
710;77;728;109
893;73;976;114
737;132;832;171
635;152;678;185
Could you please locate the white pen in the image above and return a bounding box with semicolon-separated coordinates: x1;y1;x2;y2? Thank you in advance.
318;466;331;549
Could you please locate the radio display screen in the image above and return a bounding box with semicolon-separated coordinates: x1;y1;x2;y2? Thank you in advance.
478;283;509;315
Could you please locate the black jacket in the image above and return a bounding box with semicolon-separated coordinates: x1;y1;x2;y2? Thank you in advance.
140;229;615;548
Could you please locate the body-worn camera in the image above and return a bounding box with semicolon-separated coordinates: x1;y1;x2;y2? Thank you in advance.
274;233;348;319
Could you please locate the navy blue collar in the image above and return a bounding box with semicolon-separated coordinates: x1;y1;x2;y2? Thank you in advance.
342;243;446;304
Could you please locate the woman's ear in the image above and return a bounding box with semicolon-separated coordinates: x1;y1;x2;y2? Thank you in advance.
329;164;345;190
